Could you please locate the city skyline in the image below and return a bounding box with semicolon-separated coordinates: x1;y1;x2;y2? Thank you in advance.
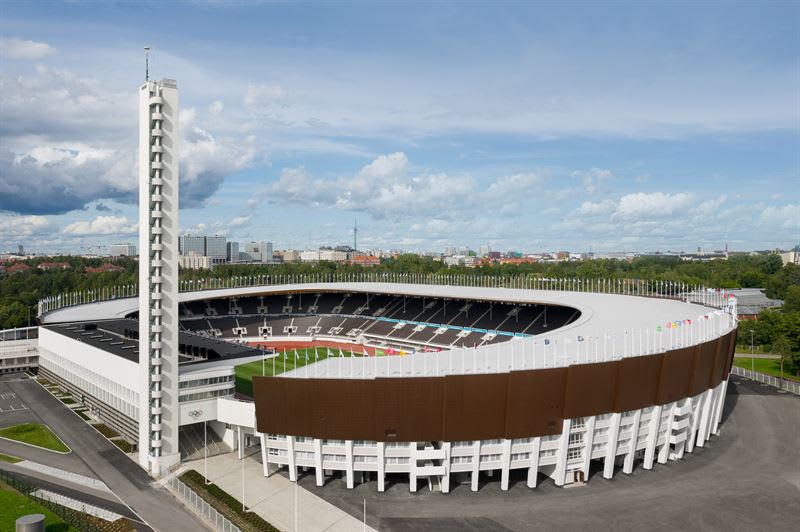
1;2;798;253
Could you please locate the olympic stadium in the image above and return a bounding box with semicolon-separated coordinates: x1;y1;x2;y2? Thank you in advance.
28;274;739;494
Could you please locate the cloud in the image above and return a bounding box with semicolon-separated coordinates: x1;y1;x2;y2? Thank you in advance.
0;37;54;59
0;215;55;238
615;192;694;219
576;199;616;216
244;84;288;107
759;204;800;230
695;195;727;216
62;215;137;236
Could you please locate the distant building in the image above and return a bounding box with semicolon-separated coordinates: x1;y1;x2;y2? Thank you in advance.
179;235;205;256
179;254;213;270
479;245;490;258
110;244;137;257
17;245;23;255
726;288;783;320
85;263;125;274
6;263;30;274
276;250;300;263
226;241;239;263
243;242;272;263
351;255;380;267
206;236;227;263
37;261;70;271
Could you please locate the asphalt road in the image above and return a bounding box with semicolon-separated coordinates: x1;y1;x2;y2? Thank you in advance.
300;376;800;532
1;375;208;532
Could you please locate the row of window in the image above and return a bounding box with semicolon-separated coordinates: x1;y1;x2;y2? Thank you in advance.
178;387;233;403
178;375;234;389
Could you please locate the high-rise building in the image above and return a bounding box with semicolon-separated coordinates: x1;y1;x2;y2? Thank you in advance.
479;244;490;258
206;235;227;263
226;241;239;263
110;243;137;257
179;235;205;256
244;241;272;263
138;77;180;476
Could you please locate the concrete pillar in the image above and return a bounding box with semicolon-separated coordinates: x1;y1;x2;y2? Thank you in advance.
286;436;297;481
527;437;541;488
377;442;386;492
345;440;354;489
237;426;244;459
643;405;662;470
409;443;417;492
623;409;642;474
712;380;729;435
697;386;715;446
500;439;512;490
658;403;676;464
603;413;622;479
470;441;480;492
581;416;597;478
313;438;324;487
441;442;451;494
554;419;572;486
259;433;269;477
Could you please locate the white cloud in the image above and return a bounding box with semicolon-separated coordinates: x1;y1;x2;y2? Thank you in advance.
244;84;288;107
63;215;137;236
759;204;800;230
695;195;727;216
0;37;54;59
615;192;694;220
576;200;616;216
0;215;55;238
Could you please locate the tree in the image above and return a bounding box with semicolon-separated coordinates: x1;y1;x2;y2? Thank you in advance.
782;285;800;313
771;335;793;381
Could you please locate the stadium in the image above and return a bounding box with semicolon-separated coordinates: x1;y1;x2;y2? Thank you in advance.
32;274;739;493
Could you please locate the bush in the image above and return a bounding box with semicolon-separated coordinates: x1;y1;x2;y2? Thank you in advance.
60;397;76;405
111;439;133;453
92;423;120;439
179;470;279;531
75;410;91;421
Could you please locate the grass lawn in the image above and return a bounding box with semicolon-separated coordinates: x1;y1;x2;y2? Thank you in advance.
0;452;21;463
235;347;361;397
0;480;77;531
733;357;800;382
0;423;71;453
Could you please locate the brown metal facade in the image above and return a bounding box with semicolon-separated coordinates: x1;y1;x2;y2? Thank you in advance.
254;329;737;442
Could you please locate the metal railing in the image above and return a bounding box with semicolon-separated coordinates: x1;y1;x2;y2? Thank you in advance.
730;366;800;395
38;272;737;316
166;476;241;532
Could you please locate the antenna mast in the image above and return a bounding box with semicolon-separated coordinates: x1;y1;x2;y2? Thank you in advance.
144;46;150;81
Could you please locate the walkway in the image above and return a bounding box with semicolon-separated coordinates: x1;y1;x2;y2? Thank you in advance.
188;451;376;532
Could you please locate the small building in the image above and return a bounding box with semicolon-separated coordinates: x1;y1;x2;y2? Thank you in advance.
38;261;70;271
350;255;380;267
7;263;30;274
85;263;126;274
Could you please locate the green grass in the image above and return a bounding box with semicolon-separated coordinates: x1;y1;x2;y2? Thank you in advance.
733;357;800;382
91;423;120;439
111;439;133;453
0;480;77;531
0;423;70;453
59;397;76;405
235;347;362;397
0;452;21;463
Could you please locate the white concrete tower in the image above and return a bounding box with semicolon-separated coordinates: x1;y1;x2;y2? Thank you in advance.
138;77;180;475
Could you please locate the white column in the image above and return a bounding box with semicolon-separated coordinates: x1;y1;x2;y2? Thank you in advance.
345;440;354;489
696;387;716;447
259;433;269;477
687;392;706;452
603;413;622;479
643;405;662;470
658;403;677;464
409;443;418;492
500;439;512;491
313;438;324;487
527;437;541;488
237;426;244;459
377;442;386;492
470;441;480;492
711;379;729;435
623;409;642;474
441;442;452;494
553;419;572;486
581;416;597;478
286;436;297;481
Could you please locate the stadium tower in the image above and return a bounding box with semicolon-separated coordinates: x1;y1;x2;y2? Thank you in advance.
138;70;181;475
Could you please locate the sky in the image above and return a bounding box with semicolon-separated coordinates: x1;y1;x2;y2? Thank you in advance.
1;0;798;255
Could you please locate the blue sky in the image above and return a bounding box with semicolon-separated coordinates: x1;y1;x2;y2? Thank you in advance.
1;1;798;254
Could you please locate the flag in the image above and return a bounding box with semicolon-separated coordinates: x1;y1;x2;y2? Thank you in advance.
387;347;396;355
363;348;369;357
339;349;344;358
656;326;662;332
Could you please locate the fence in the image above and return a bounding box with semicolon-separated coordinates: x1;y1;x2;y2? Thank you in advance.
167;476;242;532
38;272;737;316
730;366;800;395
0;468;107;531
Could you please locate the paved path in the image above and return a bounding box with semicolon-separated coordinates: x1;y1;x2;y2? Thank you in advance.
190;451;376;532
302;376;800;532
734;353;780;359
4;376;209;532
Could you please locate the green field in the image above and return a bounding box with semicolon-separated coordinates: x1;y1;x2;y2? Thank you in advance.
0;481;77;531
733;357;800;382
0;453;21;464
0;423;71;453
235;347;362;396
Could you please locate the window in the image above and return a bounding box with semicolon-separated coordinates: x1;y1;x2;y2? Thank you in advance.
451;456;472;464
480;454;501;462
354;455;376;463
322;454;345;463
482;439;502;445
385;457;410;465
572;417;586;429
295;451;314;460
178;375;234;389
512;438;530;444
540;449;557;458
178;388;234;403
568;433;583;445
511;452;530;461
567;448;583;461
452;441;472;448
